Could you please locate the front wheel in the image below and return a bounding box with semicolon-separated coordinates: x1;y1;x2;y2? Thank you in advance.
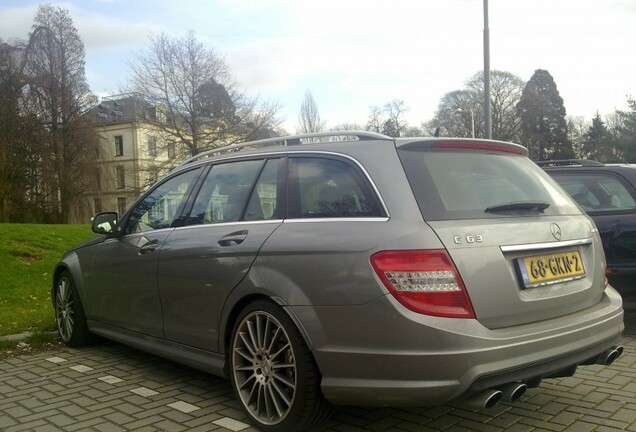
229;300;332;431
54;271;94;347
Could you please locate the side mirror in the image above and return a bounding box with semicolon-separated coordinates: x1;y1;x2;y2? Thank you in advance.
91;212;118;234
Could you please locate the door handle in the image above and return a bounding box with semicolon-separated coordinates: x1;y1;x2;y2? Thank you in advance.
218;230;248;247
139;242;158;255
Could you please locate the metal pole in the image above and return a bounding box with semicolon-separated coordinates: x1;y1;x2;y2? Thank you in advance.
483;0;492;139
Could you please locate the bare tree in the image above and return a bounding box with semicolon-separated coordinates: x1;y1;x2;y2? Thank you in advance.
382;100;409;137
366;105;383;133
366;101;410;137
424;90;478;138
296;90;325;134
19;4;98;222
426;70;524;141
128;31;281;159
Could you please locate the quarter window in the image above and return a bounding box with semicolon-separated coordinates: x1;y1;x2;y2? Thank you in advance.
288;157;384;218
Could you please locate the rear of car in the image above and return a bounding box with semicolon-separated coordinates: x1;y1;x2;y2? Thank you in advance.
259;138;624;407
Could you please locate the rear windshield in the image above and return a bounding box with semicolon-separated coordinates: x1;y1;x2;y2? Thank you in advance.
397;148;580;220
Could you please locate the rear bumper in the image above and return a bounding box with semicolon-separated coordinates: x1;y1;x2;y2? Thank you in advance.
289;286;624;406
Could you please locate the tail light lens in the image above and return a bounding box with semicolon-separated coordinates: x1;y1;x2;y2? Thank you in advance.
370;250;475;318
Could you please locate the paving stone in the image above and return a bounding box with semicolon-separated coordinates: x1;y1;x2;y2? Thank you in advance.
0;336;635;432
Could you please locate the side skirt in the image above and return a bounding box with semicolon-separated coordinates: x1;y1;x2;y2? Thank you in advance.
87;320;227;378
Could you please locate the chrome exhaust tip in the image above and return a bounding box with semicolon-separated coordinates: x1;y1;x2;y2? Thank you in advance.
498;382;527;403
597;345;623;366
464;389;503;410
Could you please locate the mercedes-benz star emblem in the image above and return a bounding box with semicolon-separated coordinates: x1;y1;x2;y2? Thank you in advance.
550;223;562;240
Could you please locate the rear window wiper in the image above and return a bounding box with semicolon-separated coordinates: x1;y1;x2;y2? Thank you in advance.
485;201;550;214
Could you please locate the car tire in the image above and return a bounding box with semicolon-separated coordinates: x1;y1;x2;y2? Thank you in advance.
229;299;333;432
54;271;95;347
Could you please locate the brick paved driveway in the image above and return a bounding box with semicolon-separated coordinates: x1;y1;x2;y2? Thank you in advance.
1;335;634;432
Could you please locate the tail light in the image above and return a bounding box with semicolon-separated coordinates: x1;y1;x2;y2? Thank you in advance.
370;250;475;318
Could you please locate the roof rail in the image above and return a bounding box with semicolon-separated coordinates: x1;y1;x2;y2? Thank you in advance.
180;131;392;166
536;159;604;167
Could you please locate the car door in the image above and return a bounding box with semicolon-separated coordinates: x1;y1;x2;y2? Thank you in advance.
82;167;202;337
157;158;283;351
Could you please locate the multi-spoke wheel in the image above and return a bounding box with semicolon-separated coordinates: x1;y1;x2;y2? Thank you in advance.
230;300;332;432
54;271;93;347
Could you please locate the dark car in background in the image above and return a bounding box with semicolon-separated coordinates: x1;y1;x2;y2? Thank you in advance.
539;160;636;293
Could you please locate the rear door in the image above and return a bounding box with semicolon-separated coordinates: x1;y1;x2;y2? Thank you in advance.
398;141;606;329
157;158;283;351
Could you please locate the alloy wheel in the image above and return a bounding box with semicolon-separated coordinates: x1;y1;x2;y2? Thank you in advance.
55;276;75;342
232;310;297;426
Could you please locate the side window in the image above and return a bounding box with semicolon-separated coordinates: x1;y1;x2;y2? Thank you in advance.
288;157;384;218
126;168;200;234
553;173;636;212
188;160;263;225
597;177;636;210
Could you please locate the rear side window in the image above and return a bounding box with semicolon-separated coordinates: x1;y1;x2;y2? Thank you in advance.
398;149;579;220
550;172;636;213
287;157;385;219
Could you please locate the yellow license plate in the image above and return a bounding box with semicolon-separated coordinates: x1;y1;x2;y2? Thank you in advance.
517;251;585;288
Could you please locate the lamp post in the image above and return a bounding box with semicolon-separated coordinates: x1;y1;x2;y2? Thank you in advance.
483;0;492;139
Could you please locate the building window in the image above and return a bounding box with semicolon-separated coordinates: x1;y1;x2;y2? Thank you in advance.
117;197;127;216
115;135;124;156
116;166;125;189
148;136;157;157
94;198;102;214
167;141;175;159
95;169;101;191
148;168;158;185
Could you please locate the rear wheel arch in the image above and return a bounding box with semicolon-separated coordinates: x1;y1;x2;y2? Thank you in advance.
222;294;316;371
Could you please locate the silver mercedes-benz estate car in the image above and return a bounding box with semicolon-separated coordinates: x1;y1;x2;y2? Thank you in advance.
53;131;624;432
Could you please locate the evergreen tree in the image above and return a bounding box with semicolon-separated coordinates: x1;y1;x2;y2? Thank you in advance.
615;98;636;162
516;69;573;161
582;113;614;162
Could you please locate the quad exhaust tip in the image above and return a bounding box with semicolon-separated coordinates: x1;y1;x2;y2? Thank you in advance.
463;344;623;411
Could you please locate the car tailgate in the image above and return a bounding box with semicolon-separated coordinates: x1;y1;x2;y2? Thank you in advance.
427;215;606;329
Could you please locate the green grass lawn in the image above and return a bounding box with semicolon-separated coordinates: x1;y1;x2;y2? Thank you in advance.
0;224;97;337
